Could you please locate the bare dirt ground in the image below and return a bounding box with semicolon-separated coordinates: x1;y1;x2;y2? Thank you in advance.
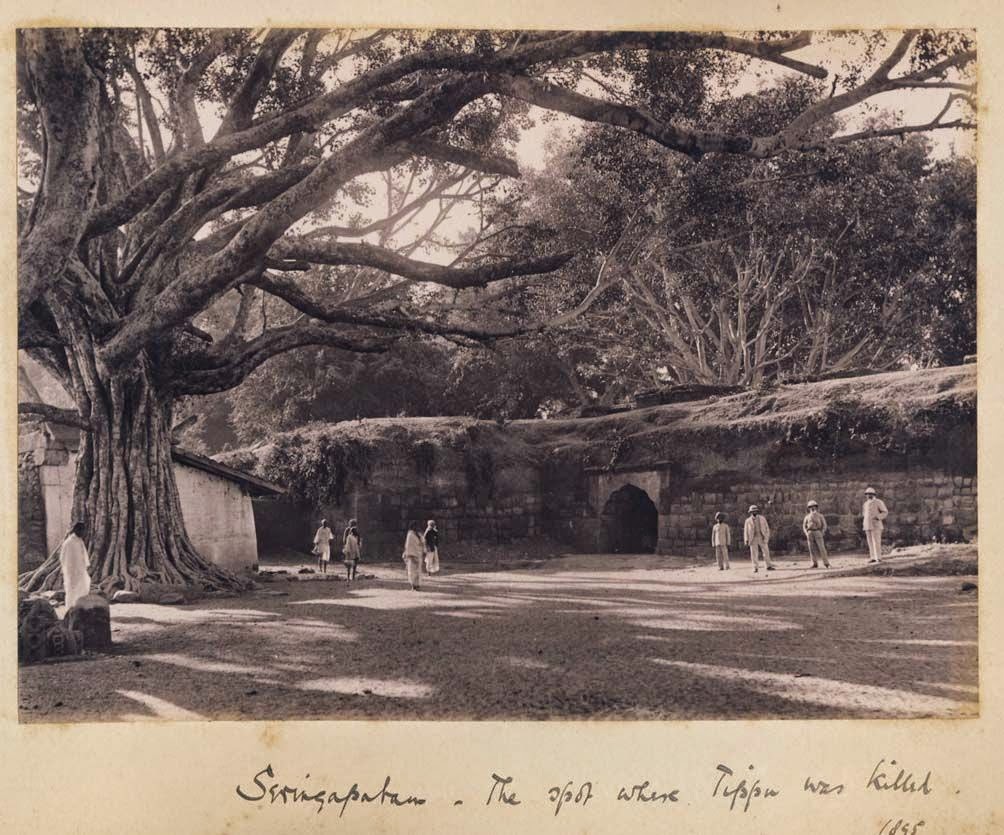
19;545;978;723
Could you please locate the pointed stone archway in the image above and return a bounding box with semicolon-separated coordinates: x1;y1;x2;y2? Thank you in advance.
571;464;673;554
599;483;659;553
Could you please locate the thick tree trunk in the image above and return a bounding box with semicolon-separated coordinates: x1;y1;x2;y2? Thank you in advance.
19;342;248;595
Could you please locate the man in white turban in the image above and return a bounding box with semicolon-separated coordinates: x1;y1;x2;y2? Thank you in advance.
59;521;91;609
313;519;333;573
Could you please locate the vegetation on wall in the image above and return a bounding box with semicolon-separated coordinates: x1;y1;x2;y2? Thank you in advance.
220;366;975;510
784;396;911;458
234;433;376;508
521;365;976;474
221;416;539;507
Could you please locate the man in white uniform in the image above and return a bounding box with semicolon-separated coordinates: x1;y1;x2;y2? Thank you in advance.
802;500;831;568
862;487;889;563
743;505;775;573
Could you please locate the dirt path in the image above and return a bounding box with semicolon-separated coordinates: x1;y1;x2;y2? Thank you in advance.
19;550;978;722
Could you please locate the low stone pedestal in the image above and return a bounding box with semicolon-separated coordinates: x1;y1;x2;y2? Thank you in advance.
19;597;85;663
64;594;113;652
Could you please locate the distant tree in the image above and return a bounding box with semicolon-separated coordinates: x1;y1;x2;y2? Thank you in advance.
910;156;976;365
17;28;974;591
501;109;975;388
222;338;455;444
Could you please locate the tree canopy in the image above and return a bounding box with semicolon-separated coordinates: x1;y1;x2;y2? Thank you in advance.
488;122;976;397
16;28;975;589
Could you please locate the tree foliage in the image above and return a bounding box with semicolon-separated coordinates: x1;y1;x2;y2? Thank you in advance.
492;104;975;393
16;28;975;587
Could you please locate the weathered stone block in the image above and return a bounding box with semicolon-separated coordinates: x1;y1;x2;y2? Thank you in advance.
18;597;61;663
64;594;112;652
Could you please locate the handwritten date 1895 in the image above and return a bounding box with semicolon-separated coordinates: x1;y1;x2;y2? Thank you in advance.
879;819;925;835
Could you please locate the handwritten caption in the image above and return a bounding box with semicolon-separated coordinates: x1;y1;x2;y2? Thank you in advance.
235;757;935;831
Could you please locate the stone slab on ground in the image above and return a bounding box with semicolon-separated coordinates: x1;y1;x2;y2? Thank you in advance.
64;594;112;652
18;597;61;664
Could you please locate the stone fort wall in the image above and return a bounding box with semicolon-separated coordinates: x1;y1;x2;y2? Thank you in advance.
232;366;977;560
657;470;977;556
243;431;542;559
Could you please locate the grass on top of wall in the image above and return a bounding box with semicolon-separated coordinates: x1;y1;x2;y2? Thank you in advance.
220;364;976;492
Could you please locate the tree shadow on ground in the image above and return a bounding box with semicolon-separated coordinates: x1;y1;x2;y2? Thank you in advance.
18;563;978;722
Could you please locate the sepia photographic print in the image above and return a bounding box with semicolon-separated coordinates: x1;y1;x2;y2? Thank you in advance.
15;26;979;729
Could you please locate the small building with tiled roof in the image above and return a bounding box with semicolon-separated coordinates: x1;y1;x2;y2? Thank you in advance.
17;353;282;573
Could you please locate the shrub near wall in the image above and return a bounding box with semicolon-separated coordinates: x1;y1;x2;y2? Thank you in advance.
223;420;542;559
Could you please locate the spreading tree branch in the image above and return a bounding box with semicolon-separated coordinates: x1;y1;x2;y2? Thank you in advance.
252;271;555;341
18;403;90;430
176;322;394;395
18;30;102;317
406;138;521;177
271;239;575;288
82;30;831;237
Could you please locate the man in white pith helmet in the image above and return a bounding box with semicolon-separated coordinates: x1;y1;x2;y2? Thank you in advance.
803;500;831;568
862;486;889;564
743;504;775;573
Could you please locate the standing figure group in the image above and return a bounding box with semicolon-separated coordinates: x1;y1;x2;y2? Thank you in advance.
401;520;442;591
311;516;443;590
313;517;365;580
710;486;889;575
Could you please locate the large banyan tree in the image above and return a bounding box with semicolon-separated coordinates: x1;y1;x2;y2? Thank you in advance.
16;28;974;592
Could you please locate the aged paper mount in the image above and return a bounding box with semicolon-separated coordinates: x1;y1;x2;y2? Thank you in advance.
1;1;1001;833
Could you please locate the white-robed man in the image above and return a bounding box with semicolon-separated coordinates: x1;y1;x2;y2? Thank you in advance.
862;487;889;563
402;520;425;591
59;521;91;609
743;505;775;573
313;519;333;573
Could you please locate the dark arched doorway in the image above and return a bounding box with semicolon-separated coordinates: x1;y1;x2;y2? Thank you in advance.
600;484;658;553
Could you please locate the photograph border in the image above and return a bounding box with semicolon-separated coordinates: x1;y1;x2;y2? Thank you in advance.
2;2;1000;832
